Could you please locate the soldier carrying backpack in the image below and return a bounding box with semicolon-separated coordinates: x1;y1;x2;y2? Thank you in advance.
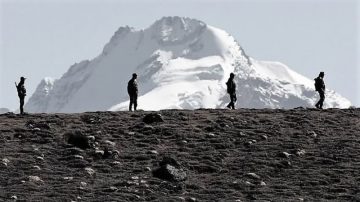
314;72;325;109
15;76;27;114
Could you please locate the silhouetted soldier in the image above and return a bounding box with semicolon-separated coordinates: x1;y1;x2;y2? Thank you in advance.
226;73;237;109
15;77;27;114
314;72;325;109
127;73;138;111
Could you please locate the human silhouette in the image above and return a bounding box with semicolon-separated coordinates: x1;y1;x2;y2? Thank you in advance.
127;73;138;111
314;72;325;109
226;73;237;109
15;77;27;114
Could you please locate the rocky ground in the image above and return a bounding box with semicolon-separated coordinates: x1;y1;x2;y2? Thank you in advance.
0;108;359;201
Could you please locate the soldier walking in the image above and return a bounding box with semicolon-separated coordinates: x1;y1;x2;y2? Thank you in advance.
226;73;237;110
314;72;325;109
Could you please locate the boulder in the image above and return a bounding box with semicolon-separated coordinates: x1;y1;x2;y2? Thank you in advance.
64;131;95;149
143;113;164;124
153;157;186;182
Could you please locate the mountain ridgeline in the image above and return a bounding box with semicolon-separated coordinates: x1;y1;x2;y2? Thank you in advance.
25;17;351;113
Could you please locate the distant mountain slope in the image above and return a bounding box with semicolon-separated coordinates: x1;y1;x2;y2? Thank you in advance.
26;16;351;113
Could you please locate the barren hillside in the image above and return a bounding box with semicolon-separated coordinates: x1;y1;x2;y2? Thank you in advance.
0;108;359;201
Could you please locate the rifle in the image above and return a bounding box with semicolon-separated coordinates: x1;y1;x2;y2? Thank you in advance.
15;82;20;94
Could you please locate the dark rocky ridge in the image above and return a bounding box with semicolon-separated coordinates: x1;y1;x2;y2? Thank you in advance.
0;108;359;201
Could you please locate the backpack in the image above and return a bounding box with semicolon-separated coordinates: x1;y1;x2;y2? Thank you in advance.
226;80;235;94
16;83;26;97
314;77;322;91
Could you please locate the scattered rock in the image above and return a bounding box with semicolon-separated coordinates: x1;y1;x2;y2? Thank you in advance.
131;176;139;180
2;158;10;166
110;161;121;166
28;176;43;184
63;177;74;180
36;156;44;161
244;140;256;147
111;150;120;159
11;196;17;200
153;157;186;182
260;134;268;140
143;113;164;124
260;181;266;186
307;131;318;138
149;150;158;155
279;160;292;168
296;149;306;156
74;155;84;160
80;181;87;189
94;149;105;158
176;196;186;201
279;152;292;158
33;128;41;132
143;125;155;130
33;165;41;170
85;167;96;177
104;140;116;147
239;132;247;137
245;181;255;186
246;173;261;180
64;131;95;149
187;197;197;202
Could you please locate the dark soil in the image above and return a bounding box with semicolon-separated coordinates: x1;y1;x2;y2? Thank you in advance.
0;108;359;201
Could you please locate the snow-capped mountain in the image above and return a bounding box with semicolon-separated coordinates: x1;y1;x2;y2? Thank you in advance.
25;16;351;113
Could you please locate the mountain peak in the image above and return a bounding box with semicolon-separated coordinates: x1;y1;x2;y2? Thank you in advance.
150;16;207;45
26;17;351;113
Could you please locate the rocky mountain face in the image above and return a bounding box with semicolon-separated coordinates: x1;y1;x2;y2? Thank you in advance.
25;16;351;113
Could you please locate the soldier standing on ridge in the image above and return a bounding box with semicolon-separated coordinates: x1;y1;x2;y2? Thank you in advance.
314;71;326;109
226;72;237;110
15;76;27;115
127;73;138;111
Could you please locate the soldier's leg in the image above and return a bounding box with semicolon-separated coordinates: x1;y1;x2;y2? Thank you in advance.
232;94;237;109
230;94;236;109
134;95;138;111
315;92;321;108
20;97;24;114
129;96;133;111
227;94;232;109
319;91;325;109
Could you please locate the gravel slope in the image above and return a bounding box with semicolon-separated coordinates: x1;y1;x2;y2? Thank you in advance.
0;108;359;201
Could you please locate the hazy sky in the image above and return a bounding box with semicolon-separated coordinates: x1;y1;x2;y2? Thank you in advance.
1;0;359;110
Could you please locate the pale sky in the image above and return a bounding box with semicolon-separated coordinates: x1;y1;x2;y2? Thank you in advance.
1;0;359;110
